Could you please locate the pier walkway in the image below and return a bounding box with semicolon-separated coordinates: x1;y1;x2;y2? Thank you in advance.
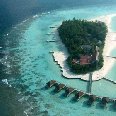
87;73;93;93
106;56;116;59
103;78;116;84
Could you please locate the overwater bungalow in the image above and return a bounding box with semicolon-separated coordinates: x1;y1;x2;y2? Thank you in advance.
101;97;109;107
75;91;85;100
87;95;96;106
46;80;56;88
65;87;75;97
55;84;65;92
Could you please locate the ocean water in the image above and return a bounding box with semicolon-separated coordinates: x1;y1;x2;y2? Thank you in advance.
111;16;116;58
111;16;116;32
1;0;116;34
1;4;116;116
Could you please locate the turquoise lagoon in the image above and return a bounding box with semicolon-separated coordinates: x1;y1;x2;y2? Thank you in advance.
4;5;116;116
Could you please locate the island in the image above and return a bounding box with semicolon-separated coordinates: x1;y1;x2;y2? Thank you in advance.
58;18;108;74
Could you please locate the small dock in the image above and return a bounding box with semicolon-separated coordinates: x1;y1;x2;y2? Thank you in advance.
87;73;93;93
46;33;55;36
49;51;54;53
46;40;56;42
49;26;57;28
46;33;53;35
107;56;116;58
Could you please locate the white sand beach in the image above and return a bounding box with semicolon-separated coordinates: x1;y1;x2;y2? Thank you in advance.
53;14;116;81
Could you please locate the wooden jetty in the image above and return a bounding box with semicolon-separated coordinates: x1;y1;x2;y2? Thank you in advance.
106;56;116;59
49;26;56;28
88;73;92;93
101;97;109;107
65;87;75;97
49;51;54;53
46;40;56;42
75;91;85;100
46;80;56;88
55;83;65;92
87;95;96;106
46;33;52;35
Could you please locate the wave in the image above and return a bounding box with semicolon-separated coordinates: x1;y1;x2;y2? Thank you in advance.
2;79;12;87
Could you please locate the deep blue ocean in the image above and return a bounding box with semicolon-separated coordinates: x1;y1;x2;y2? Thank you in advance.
0;0;116;33
0;0;116;116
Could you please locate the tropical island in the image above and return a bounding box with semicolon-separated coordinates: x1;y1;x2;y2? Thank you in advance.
58;18;108;74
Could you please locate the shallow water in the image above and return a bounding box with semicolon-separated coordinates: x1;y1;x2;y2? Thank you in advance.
111;16;116;32
111;16;116;57
1;5;116;116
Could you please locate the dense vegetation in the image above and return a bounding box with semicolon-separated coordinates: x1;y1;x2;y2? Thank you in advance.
58;18;107;74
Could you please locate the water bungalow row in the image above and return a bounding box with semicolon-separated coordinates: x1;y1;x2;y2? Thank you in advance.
45;80;116;107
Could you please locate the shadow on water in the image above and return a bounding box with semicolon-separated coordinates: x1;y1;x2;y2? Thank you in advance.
41;86;48;91
96;102;109;110
109;103;116;112
96;102;102;109
49;89;59;95
59;92;67;99
69;97;79;104
82;100;90;108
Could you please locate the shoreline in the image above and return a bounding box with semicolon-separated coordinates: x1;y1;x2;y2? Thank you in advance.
52;14;116;81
